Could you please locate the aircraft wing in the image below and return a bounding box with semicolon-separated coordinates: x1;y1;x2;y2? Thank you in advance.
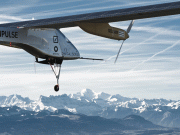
0;1;180;29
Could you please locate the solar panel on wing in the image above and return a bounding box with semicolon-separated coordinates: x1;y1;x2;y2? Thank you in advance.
0;1;180;28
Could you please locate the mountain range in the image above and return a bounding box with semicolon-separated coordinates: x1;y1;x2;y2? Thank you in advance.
0;106;179;135
0;89;180;128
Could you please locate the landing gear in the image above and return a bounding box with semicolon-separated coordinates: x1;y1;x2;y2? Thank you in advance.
54;85;59;92
49;59;63;92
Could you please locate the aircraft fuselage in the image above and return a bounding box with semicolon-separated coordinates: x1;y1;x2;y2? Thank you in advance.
0;27;80;60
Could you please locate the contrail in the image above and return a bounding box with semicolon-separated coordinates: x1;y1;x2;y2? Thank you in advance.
22;0;112;18
106;30;166;62
130;40;180;71
84;30;165;73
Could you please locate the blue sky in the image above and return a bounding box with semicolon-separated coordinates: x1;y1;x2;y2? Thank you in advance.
0;0;180;100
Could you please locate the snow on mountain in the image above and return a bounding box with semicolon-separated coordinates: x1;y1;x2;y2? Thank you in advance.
38;94;102;115
98;92;111;100
0;94;31;107
69;88;99;101
0;94;56;112
167;101;180;109
0;89;179;128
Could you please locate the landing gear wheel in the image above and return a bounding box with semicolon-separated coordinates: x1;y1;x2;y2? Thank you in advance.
49;59;63;92
54;85;59;92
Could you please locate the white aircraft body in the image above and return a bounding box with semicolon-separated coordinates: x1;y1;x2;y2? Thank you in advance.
0;1;180;91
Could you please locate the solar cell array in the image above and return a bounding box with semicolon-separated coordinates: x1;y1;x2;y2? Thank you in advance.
0;1;180;29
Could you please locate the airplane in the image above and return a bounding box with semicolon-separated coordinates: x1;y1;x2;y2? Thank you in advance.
0;1;180;92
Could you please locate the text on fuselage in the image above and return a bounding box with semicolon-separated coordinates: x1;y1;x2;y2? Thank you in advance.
0;31;18;38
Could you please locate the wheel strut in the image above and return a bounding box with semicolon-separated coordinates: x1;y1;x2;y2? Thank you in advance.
49;60;62;92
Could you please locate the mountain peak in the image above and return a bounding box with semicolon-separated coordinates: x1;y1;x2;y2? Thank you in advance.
98;92;111;100
80;89;98;100
70;89;99;101
4;94;31;105
81;89;95;95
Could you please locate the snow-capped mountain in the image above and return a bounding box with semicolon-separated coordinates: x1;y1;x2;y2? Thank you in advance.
0;89;179;128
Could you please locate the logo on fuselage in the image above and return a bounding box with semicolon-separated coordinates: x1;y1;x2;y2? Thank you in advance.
0;31;18;38
53;36;58;43
54;46;58;52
